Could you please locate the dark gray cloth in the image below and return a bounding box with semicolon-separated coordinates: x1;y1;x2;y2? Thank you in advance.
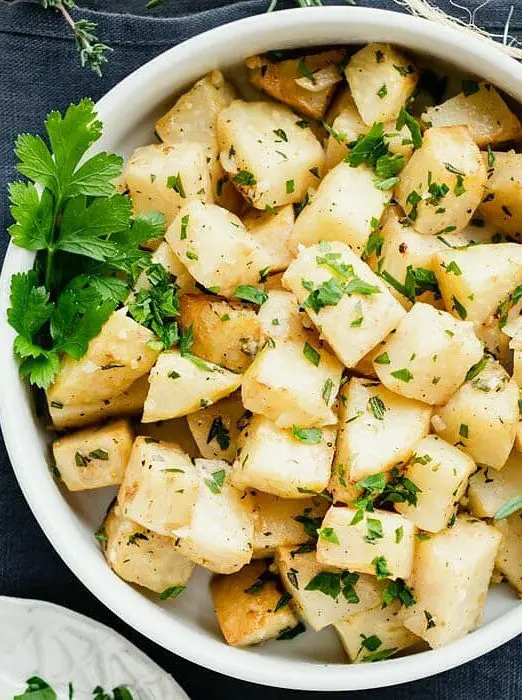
0;1;521;697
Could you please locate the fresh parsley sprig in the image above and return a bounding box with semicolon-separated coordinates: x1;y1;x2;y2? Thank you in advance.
7;99;163;389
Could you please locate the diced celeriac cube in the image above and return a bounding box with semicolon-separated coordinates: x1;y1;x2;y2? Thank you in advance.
289;161;391;256
401;515;501;648
282;242;406;368
117;436;198;535
166;201;260;297
395;126;487;236
211;559;299;646
251;491;328;558
467;452;522;518
432;357;518;470
186;391;246;463
241;338;342;428
47;308;158;406
155;70;237;206
180;293;261;373
494;514;522;594
231;414;336;498
217;100;325;209
47;375;149;430
102;503;195;594
243;204;295;274
332;378;432;485
275;545;384;631
395;435;476;532
371;207;449;308
324;91;366;170
478;151;522;239
433;243;522;327
256;290;309;343
137;416;200;458
124;143;212;224
53;419;134;491
316;506;415;580
246;50;347;120
335;601;420;662
142;350;242;423
422;81;522;148
173;459;254;574
374;303;483;405
345;43;418;125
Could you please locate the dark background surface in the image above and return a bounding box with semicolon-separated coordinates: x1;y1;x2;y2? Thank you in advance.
0;1;521;697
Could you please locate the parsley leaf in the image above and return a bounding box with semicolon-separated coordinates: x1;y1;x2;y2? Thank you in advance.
292;426;323;444
127;263;180;350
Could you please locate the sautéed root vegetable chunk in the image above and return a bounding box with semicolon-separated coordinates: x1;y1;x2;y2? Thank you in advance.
25;42;522;663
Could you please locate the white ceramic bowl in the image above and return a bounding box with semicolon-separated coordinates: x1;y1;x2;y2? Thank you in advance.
1;6;521;692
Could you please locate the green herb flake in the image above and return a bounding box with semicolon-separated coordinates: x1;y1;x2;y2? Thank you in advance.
180;214;189;240
204;468;226;494
233;285;268;305
374;352;390;365
494;495;522;520
159;585;186;600
233;170;257;186
292;426;323;444
368;395;386;420
166;173;186;198
391;368;413;383
303;341;320;366
207;416;231;451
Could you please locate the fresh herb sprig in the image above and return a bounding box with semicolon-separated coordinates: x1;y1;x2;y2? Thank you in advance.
14;676;134;699
41;1;112;76
7;99;165;389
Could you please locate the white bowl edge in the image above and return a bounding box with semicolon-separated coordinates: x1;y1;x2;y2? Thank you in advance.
0;7;521;691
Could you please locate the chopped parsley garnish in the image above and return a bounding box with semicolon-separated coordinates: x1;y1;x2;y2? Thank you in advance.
395;526;404;543
451;295;467;319
372;555;391;580
167;173;185;198
382;578;416;607
204;468;226;494
159;585;186;600
128;263;180;350
322;378;334;405
180;214;189;240
374;352;390;365
233;170;256;186
303;341;320;366
377;83;388;99
364;517;383;543
317;526;339;544
297;57;316;84
233;285;267;305
89;448;108;460
285;179;295;194
274;592;293;612
425;610;437;629
396;107;422;149
465;356;488;382
273;128;288;142
292;426;322;444
207;416;230;450
305;570;359;602
459;423;468;439
277;622;306;640
391;368;413;382
443;260;462;276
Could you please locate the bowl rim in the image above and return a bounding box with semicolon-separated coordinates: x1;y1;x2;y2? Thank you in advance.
1;6;522;691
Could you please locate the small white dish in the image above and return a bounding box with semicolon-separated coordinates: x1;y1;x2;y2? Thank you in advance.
1;6;521;692
0;596;189;699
